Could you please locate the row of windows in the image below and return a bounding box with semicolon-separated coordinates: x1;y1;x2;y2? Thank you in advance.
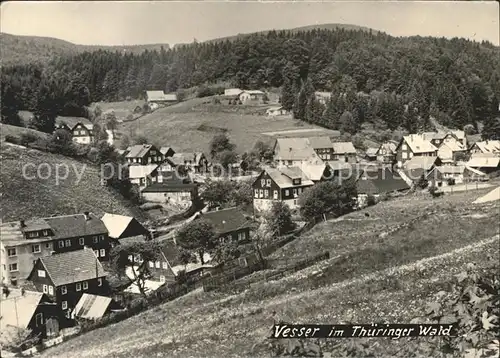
94;249;106;258
7;243;52;257
44;278;103;297
254;187;304;199
73;130;89;136
58;235;105;249
27;230;50;238
149;261;170;269
260;179;272;187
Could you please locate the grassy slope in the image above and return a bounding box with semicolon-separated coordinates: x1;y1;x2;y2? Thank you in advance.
117;98;319;153
0;142;145;222
0;123;50;141
40;190;499;358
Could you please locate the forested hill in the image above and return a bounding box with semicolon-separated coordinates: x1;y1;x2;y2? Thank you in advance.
2;27;499;136
0;32;171;66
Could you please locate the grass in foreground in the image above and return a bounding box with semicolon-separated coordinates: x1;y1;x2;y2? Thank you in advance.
39;191;499;358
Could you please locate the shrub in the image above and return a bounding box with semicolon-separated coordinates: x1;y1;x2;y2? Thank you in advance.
366;194;377;206
4;135;19;144
19;132;38;146
417;174;429;189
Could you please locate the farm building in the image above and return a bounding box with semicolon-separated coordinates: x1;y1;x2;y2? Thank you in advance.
466;154;500;174
426;165;487;188
332;142;357;163
239;90;266;104
224;88;243;96
266;106;289;116
141;182;199;206
101;213;150;243
145;90;178;105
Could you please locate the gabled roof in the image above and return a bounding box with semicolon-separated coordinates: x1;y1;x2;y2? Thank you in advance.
101;213;149;240
74;122;94;131
299;161;329;181
128;164;159;179
439;140;466;152
365;147;378;156
450;130;466;140
0;289;45;329
159;147;175;156
158;240;182;267
198;207;252;235
308;136;333;149
332;142;357;154
126;144;156;158
402;135;437;153
36;248;106;286
55;116;91;130
241;90;265;95
274;138;319;161
472;140;500;154
466;156;500;168
224;88;243;96
146;91;177;102
73;293;113;320
403;156;439;171
421;131;448;141
44;213;107;240
261;166;314;188
357;168;410;195
376;141;397;155
170;153;196;165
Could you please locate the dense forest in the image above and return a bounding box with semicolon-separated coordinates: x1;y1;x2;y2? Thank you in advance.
2;28;499;137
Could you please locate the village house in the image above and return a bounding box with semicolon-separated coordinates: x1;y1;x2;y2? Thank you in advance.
273;137;321;167
356;168;410;206
194;207;253;245
402;156;442;183
145;90;178;105
365;147;378;161
426;165;487;188
224;88;243;97
252;166;314;213
160;146;176;158
0;287;60;339
0;212;109;287
128;164;160;188
27;248;108;326
466;154;500;174
332;142;358;163
71;122;94;145
436;135;467;163
469;140;500;156
141;182;199;206
169;152;209;173
308;136;336;160
100;213;150;245
300;159;334;183
395;134;438;167
375;140;398;164
125;144;164;165
72;293;122;321
314;91;332;105
239;90;266;104
266;106;289;117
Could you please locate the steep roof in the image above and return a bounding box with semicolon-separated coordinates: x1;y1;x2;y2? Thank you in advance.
365;147;378;156
402;135;437;153
472;140;500;154
466;156;500;168
421;131;448;141
403;156;439;171
55;116;92;130
37;248;106;286
308;136;333;149
440;140;466;152
262;166;314;188
73;293;113;320
357;168;410;194
198;208;252;235
170;153;196;165
0;289;45;329
101;213;149;240
159;147;175;156
332;142;357;154
300;162;328;181
158;240;182;267
128;164;159;179
274;138;319;161
125;144;154;158
44;213;107;240
376;141;397;155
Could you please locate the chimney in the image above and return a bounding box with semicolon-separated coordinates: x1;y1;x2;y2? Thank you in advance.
20;220;26;228
21;287;25;296
289;147;292;152
83;211;90;220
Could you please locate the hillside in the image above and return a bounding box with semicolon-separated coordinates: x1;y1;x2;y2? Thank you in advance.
0;32;171;66
38;190;500;357
0;137;146;222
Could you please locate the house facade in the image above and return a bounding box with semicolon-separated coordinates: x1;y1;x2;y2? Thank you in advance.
395;135;438;168
469;140;500;156
426;165;487;188
125;144;164;165
72;123;94;144
27;248;108;326
266;107;288;117
273;137;321;167
170;153;209;173
0;212;109;287
253;166;314;213
376;141;398;164
239;90;266;104
146;90;178;104
332;142;357;163
437;135;467;163
141;182;199;205
128;164;160;188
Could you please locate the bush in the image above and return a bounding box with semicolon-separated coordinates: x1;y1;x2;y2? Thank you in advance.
20;132;38;146
366;195;377;206
4;135;20;144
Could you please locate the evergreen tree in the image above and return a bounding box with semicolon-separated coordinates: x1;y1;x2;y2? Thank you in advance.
0;82;22;126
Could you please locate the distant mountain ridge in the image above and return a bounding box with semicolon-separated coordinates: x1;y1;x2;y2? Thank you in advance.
1;23;375;64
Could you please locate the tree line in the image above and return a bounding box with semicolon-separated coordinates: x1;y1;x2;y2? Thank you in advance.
2;27;499;137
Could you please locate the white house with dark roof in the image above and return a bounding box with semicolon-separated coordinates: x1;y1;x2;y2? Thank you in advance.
0;212;109;287
252;166;314;213
128;164;160;188
331;142;357;163
72;122;94;145
273;137;321;167
125;144;164;165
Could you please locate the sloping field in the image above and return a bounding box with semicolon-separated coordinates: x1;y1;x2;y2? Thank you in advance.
0;123;50;141
0;144;145;222
117;98;319;153
40;191;499;358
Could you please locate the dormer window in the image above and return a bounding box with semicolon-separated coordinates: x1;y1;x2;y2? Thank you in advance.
42;230;49;236
292;178;301;185
28;231;39;238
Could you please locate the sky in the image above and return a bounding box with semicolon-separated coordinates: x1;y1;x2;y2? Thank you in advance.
1;1;499;46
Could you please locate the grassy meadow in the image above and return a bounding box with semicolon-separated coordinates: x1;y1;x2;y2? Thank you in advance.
38;189;499;358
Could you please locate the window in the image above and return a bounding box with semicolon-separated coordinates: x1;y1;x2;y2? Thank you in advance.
266;179;271;186
43;284;48;293
48;285;54;295
261;179;265;187
293;189;298;197
28;231;39;238
100;249;106;257
38;270;46;277
94;250;99;257
58;241;64;248
83;281;88;290
45;243;51;249
264;190;269;198
149;261;154;268
93;236;98;243
9;263;18;272
97;278;103;287
160;275;166;283
42;230;49;236
32;244;41;253
79;238;85;245
285;189;289;196
162;262;168;269
254;189;259;198
288;160;293;165
62;301;68;310
402;152;407;159
76;283;82;291
99;235;104;241
35;313;43;327
259;189;264;198
7;248;16;257
402;144;407;150
273;190;278;199
61;285;67;294
155;261;160;268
